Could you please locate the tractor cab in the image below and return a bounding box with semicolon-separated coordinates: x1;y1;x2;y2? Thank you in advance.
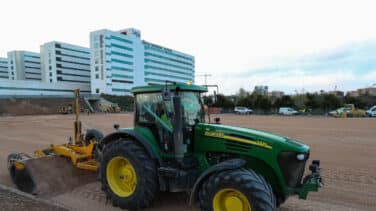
131;82;207;156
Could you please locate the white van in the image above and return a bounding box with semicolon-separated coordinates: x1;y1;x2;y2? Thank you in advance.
366;105;376;117
279;107;299;115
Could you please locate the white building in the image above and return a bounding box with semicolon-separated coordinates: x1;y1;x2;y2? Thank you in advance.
41;41;91;84
0;57;8;79
90;28;195;95
7;51;41;81
143;41;195;85
0;78;90;97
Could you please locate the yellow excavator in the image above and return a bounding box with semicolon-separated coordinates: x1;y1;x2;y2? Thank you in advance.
7;89;101;196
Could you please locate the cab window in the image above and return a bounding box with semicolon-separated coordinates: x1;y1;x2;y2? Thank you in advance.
135;93;173;125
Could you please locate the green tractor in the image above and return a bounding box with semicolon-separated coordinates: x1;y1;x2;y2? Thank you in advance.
98;82;322;210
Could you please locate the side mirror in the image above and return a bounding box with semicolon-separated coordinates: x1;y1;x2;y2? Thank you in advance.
162;88;171;101
214;117;221;124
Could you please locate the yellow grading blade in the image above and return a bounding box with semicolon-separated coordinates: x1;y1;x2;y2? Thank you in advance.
9;156;97;197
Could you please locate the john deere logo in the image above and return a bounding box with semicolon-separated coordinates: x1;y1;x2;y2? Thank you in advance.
204;131;272;150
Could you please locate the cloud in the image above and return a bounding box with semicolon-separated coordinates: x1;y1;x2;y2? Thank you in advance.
214;40;376;94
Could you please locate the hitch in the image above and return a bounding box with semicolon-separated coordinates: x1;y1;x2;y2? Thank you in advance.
297;160;323;199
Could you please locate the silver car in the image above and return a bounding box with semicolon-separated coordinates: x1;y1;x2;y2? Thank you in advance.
234;106;253;114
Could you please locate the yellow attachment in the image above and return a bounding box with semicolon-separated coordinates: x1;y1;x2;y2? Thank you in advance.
52;142;98;170
14;161;25;170
34;150;47;158
106;156;137;197
76;159;99;171
33;141;98;171
213;188;251;211
69;142;95;156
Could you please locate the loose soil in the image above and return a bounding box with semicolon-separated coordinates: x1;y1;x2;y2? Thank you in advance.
0;184;68;211
0;114;375;210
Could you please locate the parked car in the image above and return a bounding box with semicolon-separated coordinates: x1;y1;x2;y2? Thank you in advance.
328;107;343;117
234;106;253;114
278;107;299;115
366;105;376;117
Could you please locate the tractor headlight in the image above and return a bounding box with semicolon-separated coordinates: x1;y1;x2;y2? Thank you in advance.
296;153;305;161
278;152;309;187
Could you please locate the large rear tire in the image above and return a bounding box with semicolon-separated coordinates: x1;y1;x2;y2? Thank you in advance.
100;139;158;210
199;168;276;211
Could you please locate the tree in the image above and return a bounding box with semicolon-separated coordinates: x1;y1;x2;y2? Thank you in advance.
293;94;306;109
237;88;248;99
213;94;235;110
279;95;295;108
321;94;341;111
305;93;319;109
237;95;253;108
203;95;214;106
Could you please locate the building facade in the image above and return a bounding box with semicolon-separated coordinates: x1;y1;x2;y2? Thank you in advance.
268;91;284;98
254;85;269;96
0;78;90;97
7;51;41;81
347;87;376;97
357;87;376;96
90;28;195;95
143;41;195;85
41;41;91;84
0;57;8;79
1;27;195;97
90;28;143;95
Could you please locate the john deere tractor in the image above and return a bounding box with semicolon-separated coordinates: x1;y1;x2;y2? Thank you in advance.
8;83;322;211
97;82;321;210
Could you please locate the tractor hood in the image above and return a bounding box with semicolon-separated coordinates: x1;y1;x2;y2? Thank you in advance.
196;123;309;153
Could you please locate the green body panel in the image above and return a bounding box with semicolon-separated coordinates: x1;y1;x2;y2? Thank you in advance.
193;123;310;196
129;127;162;157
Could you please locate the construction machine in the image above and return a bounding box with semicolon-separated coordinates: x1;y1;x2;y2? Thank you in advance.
7;83;322;210
7;89;101;196
57;104;73;114
99;103;121;113
329;104;366;118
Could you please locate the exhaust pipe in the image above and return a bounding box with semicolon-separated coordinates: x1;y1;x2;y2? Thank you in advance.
172;95;185;163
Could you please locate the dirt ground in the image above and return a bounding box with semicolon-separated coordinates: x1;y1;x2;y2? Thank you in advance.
0;184;68;211
0;113;375;210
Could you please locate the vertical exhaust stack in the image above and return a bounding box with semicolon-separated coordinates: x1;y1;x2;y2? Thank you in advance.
172;95;185;163
74;89;82;144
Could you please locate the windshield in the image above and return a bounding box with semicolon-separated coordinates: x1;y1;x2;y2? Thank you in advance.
344;105;352;110
135;91;205;127
181;92;205;125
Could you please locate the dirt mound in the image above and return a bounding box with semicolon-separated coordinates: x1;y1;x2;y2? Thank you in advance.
0;97;88;116
18;156;97;197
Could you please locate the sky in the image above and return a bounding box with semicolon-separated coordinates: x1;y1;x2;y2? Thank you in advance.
1;0;376;94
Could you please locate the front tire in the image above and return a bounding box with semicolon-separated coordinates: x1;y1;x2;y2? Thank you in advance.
199;168;275;211
100;139;158;210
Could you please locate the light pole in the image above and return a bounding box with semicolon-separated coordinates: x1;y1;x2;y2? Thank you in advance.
196;74;212;86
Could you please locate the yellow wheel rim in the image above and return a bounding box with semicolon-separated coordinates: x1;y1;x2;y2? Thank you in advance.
213;188;251;211
106;156;137;197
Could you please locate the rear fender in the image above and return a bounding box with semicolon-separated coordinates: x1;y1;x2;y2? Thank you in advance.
101;129;161;165
189;159;246;205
